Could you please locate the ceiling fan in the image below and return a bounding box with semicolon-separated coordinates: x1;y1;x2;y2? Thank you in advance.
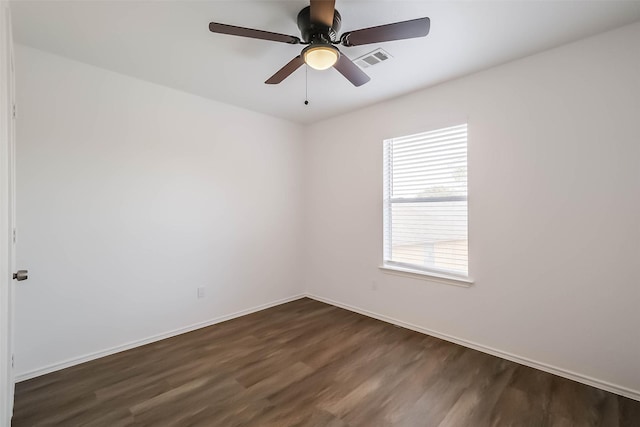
208;0;430;87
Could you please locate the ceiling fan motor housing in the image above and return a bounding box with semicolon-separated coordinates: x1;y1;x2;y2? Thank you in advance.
297;6;342;43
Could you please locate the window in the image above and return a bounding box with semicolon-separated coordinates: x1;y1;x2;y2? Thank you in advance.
383;124;468;279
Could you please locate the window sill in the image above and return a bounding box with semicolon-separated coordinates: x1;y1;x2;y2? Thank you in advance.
379;265;474;288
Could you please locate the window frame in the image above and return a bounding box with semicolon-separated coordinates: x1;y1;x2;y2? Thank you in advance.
381;124;473;286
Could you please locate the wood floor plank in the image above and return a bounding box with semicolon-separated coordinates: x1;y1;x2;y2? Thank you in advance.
437;357;517;427
11;298;640;426
619;395;640;427
488;366;554;427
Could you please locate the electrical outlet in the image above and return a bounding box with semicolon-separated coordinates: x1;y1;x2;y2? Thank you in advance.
371;280;378;291
197;287;205;299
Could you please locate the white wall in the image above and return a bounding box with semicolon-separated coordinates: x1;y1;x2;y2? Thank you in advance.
14;45;304;378
303;22;640;397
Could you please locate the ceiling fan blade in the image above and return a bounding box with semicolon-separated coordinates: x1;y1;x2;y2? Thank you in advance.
333;52;370;87
265;56;305;84
341;17;430;47
310;0;336;27
209;22;300;44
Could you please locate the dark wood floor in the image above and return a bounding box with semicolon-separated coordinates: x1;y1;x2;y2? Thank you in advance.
12;298;640;426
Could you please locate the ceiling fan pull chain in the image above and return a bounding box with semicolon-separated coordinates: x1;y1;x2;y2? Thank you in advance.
304;65;309;106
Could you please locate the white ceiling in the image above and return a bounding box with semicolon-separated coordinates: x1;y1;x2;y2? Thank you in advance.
10;0;640;124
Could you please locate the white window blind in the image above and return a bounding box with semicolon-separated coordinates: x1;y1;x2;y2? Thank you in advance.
383;124;468;277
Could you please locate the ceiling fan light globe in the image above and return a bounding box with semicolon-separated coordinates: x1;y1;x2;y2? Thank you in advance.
303;45;339;70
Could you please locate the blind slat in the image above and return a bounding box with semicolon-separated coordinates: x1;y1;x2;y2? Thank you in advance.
391;153;467;168
390;162;467;176
393;144;467;157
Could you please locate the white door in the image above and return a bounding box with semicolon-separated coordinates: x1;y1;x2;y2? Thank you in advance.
8;5;18;420
1;2;18;424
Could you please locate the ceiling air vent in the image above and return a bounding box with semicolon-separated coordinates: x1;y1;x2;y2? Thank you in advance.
354;48;392;69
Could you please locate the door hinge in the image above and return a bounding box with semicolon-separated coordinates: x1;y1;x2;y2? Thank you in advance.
13;228;16;243
11;354;14;369
12;104;16;119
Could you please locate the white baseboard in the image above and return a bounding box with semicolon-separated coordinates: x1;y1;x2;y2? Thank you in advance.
15;294;306;383
305;293;640;402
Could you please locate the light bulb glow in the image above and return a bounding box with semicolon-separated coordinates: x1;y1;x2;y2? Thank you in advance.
303;46;339;70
